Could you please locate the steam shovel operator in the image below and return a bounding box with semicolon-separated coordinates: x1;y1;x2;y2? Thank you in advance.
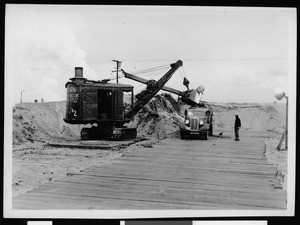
234;115;241;141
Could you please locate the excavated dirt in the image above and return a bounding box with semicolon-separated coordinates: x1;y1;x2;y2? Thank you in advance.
12;101;83;145
11;94;288;196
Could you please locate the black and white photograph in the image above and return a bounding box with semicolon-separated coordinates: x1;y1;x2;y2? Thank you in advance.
4;4;296;218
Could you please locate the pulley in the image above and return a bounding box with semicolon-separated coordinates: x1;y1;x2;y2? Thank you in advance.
146;79;159;93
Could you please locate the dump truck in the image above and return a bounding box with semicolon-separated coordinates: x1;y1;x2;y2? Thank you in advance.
179;104;213;140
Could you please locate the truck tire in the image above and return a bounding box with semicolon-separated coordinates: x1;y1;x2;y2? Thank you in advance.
180;130;185;139
208;124;213;136
203;131;208;140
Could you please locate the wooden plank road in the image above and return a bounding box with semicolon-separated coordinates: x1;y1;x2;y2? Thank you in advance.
13;131;287;209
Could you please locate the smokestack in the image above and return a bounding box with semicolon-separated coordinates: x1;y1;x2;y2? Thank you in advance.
75;67;83;78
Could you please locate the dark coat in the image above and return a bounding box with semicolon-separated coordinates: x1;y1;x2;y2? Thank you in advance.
235;116;241;128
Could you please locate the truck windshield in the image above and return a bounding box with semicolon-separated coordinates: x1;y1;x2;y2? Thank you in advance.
188;109;207;118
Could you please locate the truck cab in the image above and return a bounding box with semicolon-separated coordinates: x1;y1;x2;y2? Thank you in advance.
179;105;213;140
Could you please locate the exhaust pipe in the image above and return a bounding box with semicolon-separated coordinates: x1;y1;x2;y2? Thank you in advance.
75;67;83;78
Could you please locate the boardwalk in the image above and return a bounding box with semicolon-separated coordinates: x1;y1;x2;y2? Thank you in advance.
13;130;286;210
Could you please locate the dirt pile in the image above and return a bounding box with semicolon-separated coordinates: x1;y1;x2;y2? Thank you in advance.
127;93;184;139
209;102;286;132
13;102;83;145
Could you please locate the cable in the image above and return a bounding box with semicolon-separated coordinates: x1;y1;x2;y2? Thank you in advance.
182;66;188;79
86;59;114;64
132;64;170;75
178;67;184;79
128;66;171;94
150;67;170;80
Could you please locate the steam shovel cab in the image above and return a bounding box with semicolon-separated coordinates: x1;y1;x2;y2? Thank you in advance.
64;60;183;140
63;67;136;140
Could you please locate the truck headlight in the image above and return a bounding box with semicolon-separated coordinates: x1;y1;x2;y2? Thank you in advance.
185;119;189;125
199;120;204;125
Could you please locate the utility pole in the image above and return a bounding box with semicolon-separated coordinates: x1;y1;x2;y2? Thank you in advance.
112;60;122;83
20;90;25;103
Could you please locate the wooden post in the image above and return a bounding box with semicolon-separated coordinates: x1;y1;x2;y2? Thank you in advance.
285;96;288;150
277;128;286;150
277;96;288;151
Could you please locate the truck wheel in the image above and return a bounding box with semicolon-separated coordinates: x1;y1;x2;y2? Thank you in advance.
180;130;185;139
209;124;213;136
203;131;208;140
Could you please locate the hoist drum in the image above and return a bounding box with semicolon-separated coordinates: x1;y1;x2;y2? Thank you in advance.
146;79;159;93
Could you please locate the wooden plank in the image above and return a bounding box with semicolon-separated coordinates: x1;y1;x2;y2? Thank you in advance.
120;154;271;166
132;143;263;150
158;143;265;150
83;164;279;181
125;148;269;160
110;157;277;172
122;150;267;159
126;150;267;159
112;159;277;173
68;171;282;192
36;179;286;202
59;175;286;199
13;192;262;210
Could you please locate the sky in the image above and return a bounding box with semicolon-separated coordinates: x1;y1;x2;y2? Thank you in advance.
5;5;296;104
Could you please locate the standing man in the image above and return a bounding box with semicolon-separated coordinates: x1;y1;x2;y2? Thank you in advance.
234;115;241;141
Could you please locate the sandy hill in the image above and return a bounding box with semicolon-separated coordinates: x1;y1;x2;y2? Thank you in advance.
208;102;286;132
12;94;286;145
13;102;84;145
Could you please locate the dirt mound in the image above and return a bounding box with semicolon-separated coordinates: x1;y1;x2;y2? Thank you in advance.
208;102;286;132
13;102;83;145
127;93;184;139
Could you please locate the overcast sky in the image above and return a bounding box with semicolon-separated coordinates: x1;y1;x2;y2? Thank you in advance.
5;5;296;104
